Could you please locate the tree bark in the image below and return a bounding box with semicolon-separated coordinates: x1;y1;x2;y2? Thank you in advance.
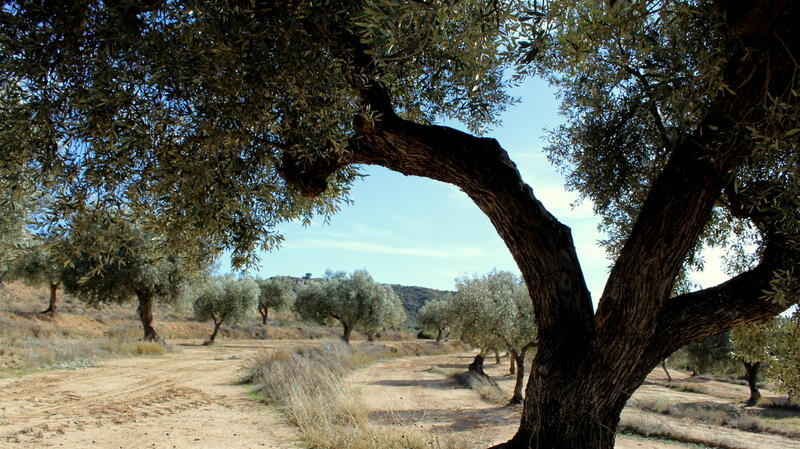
41;282;59;316
743;361;761;406
435;328;444;343
135;289;161;342
209;319;223;342
468;353;486;376
341;322;353;344
510;356;516;375
259;305;268;325
661;360;672;383
495;351;501;364
510;351;526;405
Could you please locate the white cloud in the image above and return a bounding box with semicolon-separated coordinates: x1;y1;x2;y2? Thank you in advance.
532;186;596;220
283;238;487;259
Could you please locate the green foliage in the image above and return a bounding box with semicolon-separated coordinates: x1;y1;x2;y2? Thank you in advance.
731;318;777;366
448;270;536;355
193;277;259;327
388;284;452;324
532;0;800;290
58;210;194;306
416;298;452;340
294;269;406;341
686;331;731;375
255;277;296;320
768;308;800;402
0;177;34;276
7;243;62;288
0;0;523;268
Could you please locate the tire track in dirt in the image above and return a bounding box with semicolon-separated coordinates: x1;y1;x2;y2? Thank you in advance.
0;340;306;448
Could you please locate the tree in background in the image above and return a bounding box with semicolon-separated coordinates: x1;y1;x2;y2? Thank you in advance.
685;331;732;377
7;243;64;315
417;298;453;343
294;270;405;343
3;1;799;446
769;309;800;403
449;271;537;404
60;211;198;342
193;277;259;343
731;318;777;405
0;177;34;286
255;278;296;326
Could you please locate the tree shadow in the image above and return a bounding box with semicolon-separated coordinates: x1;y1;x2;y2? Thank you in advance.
367;377;459;389
368;405;516;431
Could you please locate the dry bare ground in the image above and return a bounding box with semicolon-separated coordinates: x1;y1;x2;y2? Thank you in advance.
0;340;308;448
2;340;800;449
347;352;800;449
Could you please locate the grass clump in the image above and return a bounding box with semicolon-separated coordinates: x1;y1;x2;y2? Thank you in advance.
242;341;467;449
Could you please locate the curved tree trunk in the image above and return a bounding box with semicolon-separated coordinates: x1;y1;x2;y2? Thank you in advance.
435;328;444;343
135;289;161;342
41;283;59;316
208;319;223;342
661;359;672;382
743;361;761;406
280;3;799;447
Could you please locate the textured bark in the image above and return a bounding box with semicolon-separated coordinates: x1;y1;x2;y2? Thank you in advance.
259;305;268;325
744;362;762;406
41;283;59;316
278;2;800;447
468;354;487;376
510;356;516;375
135;289;161;342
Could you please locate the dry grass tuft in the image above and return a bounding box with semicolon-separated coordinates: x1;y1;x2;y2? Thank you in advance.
243;341;468;449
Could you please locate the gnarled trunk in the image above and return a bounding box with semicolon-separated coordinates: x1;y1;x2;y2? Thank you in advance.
41;283;59;315
135;289;161;342
259;305;268;325
743;361;761;406
435;328;444;343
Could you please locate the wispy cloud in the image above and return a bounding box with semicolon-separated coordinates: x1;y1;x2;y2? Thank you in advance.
532;186;596;220
283;238;486;259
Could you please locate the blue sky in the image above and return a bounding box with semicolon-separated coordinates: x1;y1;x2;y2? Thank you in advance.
227;76;729;302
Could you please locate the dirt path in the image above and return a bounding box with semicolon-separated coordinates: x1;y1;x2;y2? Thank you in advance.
0;340;305;448
347;352;800;449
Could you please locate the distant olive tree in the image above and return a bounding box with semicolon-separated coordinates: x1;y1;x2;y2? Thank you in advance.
60;211;196;342
731;318;777;405
193;277;259;343
685;331;732;376
449;270;537;404
294;270;405;343
417;298;453;343
769;309;800;403
7;243;64;315
0;177;34;286
255;278;296;325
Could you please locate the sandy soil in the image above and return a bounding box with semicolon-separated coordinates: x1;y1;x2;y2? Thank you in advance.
3;340;799;449
0;340;306;449
347;352;693;449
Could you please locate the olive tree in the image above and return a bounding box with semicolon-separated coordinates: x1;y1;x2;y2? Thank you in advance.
769;309;800;403
450;270;537;404
255;278;295;325
60;211;195;341
731;319;777;405
685;331;732;377
0;177;34;286
193;277;258;343
7;243;64;315
294;270;405;343
3;1;799;447
417;298;453;343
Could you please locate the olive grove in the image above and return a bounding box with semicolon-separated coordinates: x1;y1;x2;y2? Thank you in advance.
294;270;405;343
1;1;799;447
449;271;537;404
